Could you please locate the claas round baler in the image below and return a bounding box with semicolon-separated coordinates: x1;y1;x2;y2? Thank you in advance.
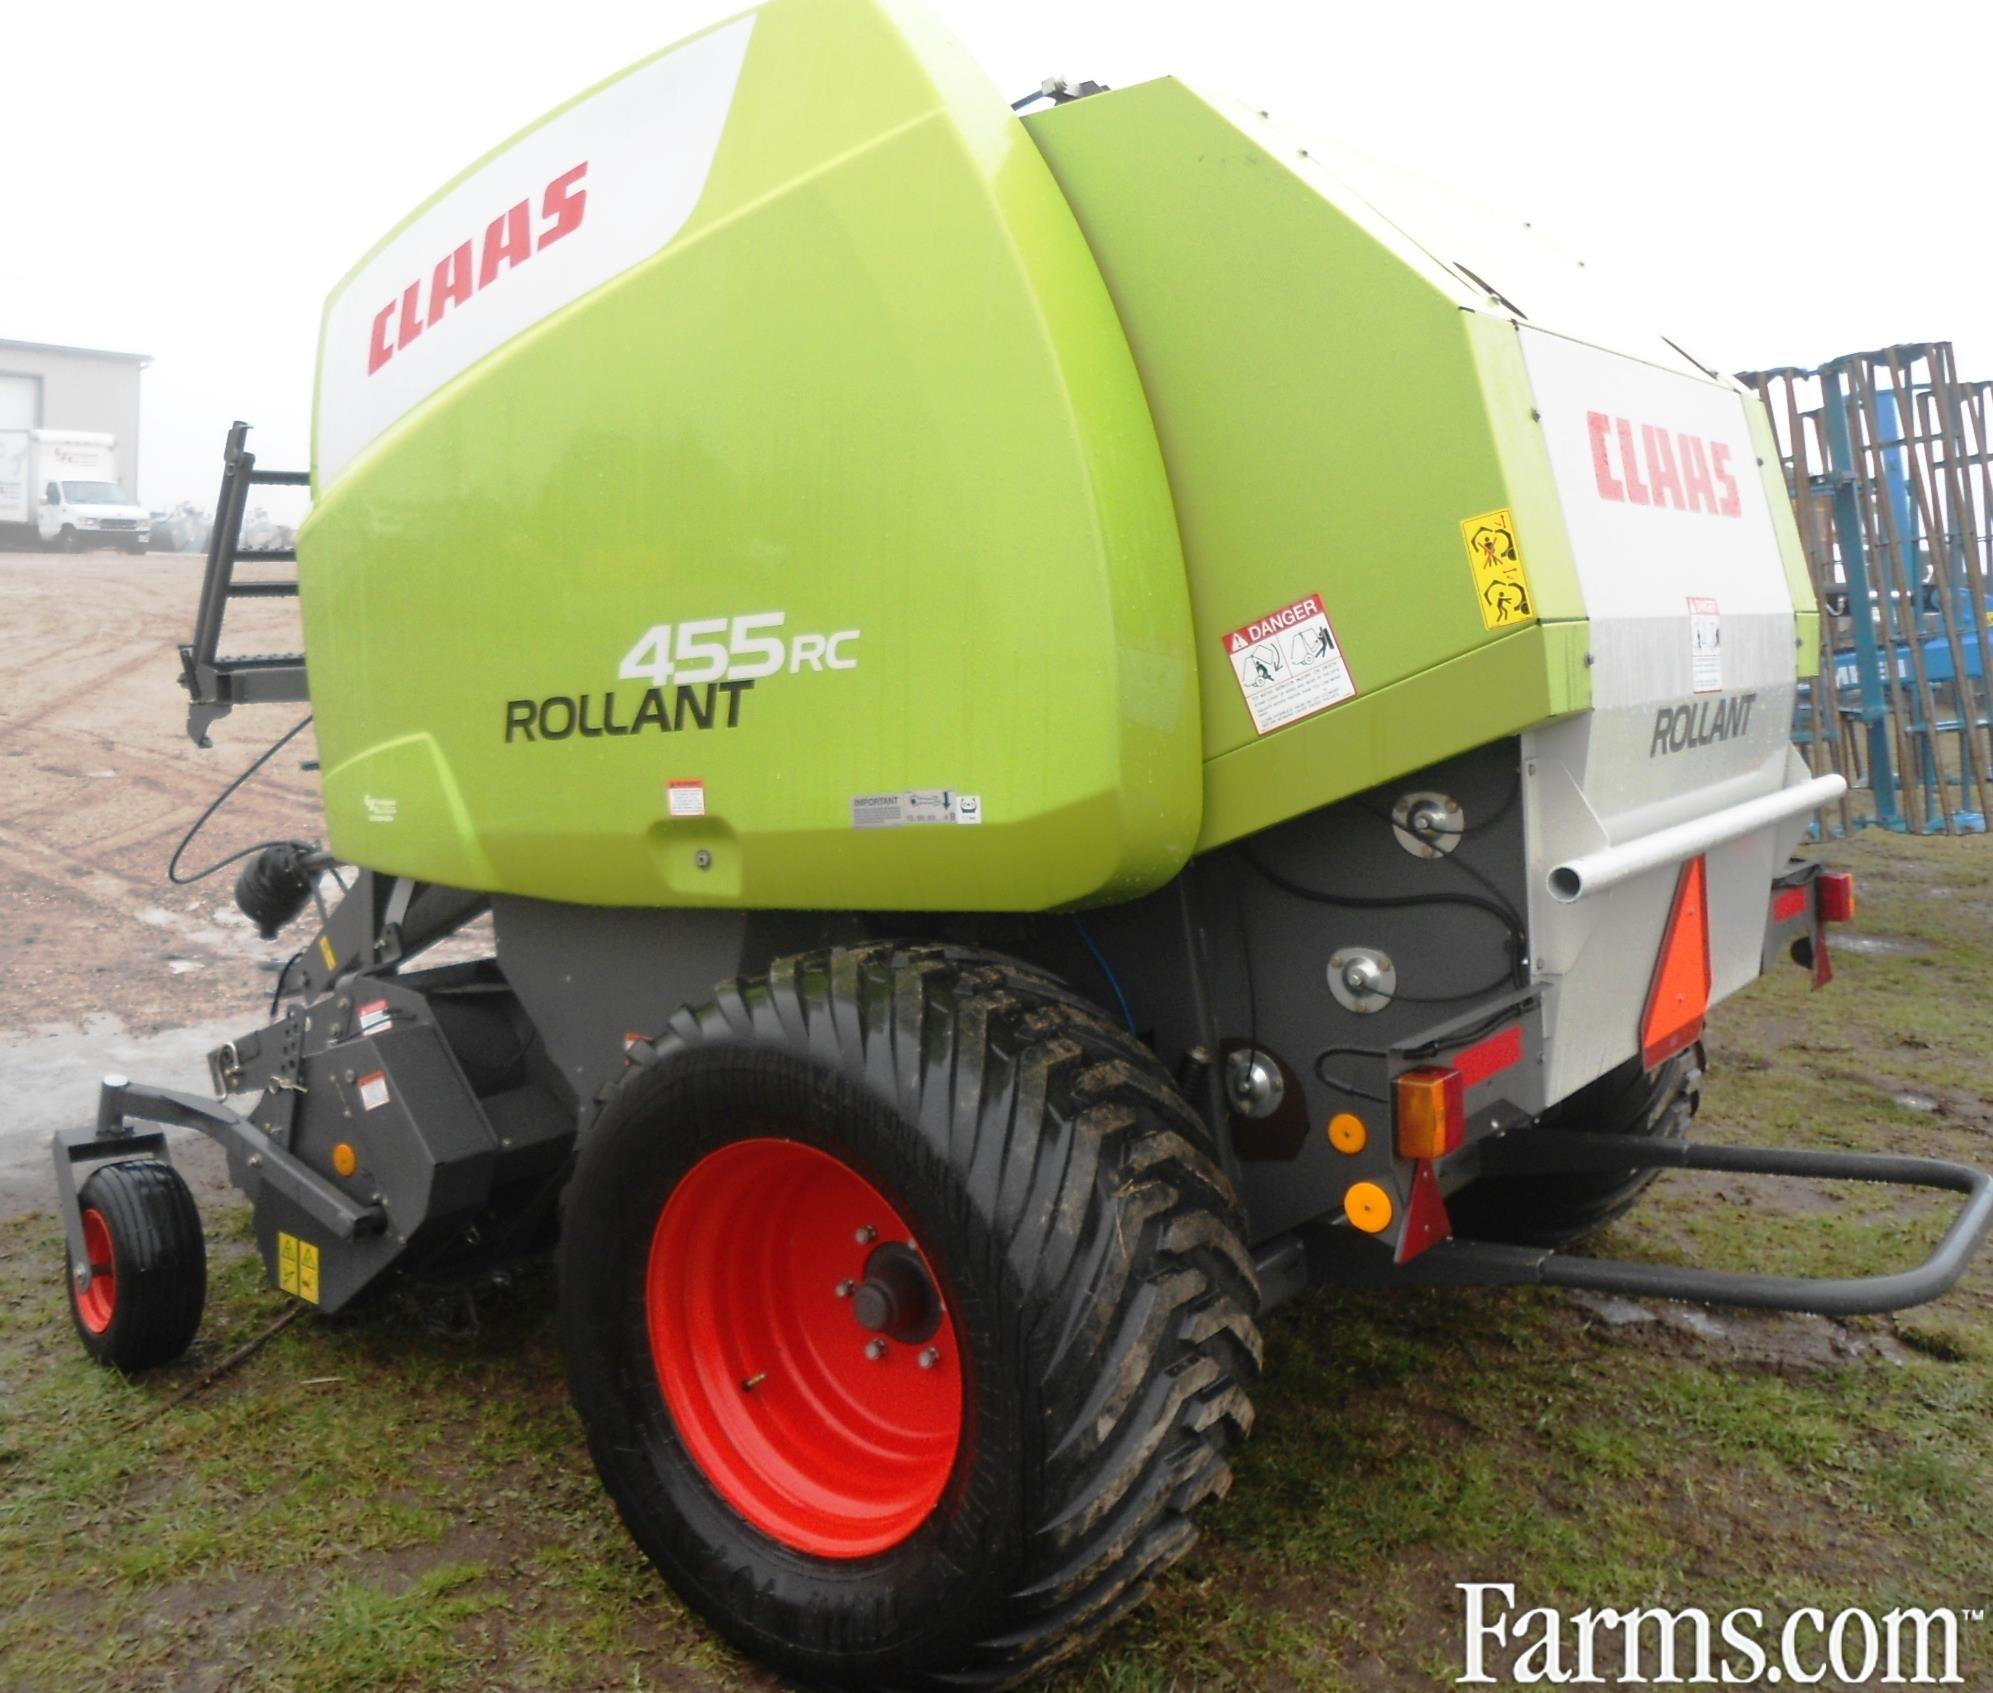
55;1;1993;1685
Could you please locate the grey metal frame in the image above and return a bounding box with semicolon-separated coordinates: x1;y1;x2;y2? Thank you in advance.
178;422;310;747
1296;1133;1993;1317
47;743;1993;1323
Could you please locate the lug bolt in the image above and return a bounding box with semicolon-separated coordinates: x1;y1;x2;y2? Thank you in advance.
835;1278;856;1298
854;1224;877;1245
919;1346;941;1370
866;1338;888;1361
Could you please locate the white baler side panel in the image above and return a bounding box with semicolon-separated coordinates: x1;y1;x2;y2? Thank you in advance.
1515;327;1806;1108
315;13;757;492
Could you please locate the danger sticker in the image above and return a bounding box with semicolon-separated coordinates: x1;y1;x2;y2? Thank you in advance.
1221;594;1358;735
277;1230;321;1304
356;998;390;1035
852;789;983;828
1688;596;1722;694
357;1071;390;1112
1460;508;1537;629
667;779;706;817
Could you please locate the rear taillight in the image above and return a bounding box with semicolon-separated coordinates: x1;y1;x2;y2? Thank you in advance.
1395;1067;1466;1160
1818;870;1856;924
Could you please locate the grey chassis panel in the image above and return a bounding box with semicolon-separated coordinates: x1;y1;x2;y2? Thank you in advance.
486;740;1539;1256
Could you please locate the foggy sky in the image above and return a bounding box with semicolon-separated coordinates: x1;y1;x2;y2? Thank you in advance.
3;0;1987;508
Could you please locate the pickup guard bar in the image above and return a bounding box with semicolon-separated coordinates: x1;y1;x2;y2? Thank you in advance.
1302;1131;1993;1317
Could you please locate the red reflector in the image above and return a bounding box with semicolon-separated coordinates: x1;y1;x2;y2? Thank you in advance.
1641;855;1712;1070
1396;1159;1454;1264
1396;1067;1467;1160
1818;870;1856;924
1453;1023;1523;1088
1771;886;1806;924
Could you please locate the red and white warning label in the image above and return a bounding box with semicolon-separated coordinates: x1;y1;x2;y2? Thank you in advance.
357;1071;391;1112
1221;593;1358;735
667;779;706;818
356;998;391;1036
1687;596;1722;694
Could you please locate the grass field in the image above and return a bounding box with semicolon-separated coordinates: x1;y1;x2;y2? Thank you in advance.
2;828;1989;1691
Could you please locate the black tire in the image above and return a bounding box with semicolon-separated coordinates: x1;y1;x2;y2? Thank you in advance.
66;1160;207;1371
56;527;80;553
1449;1044;1701;1248
558;944;1261;1691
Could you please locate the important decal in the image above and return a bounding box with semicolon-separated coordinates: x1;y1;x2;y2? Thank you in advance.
357;1071;391;1112
1688;595;1722;694
667;779;706;818
277;1231;321;1304
356;998;391;1036
1460;509;1536;629
1221;593;1358;735
852;790;983;829
1649;692;1757;757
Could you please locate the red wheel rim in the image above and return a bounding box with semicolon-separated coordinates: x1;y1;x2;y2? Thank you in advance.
77;1208;117;1334
646;1138;964;1558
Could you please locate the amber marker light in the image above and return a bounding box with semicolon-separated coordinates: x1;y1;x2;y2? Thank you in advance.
1395;1067;1466;1160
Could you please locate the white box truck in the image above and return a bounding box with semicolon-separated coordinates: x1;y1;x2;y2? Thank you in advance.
0;430;151;552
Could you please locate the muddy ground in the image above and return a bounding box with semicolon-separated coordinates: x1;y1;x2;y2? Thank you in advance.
2;551;1990;1691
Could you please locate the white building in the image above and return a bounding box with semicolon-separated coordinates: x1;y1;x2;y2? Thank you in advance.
0;339;150;501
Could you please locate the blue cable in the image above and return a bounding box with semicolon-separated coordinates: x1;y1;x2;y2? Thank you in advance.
1071;916;1138;1034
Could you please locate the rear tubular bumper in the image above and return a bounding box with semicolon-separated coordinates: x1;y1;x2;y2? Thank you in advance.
1315;1131;1993;1316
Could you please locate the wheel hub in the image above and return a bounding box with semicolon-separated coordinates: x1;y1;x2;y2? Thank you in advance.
850;1242;942;1344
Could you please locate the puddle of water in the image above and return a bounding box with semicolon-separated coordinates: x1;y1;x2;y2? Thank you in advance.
1835;933;1933;958
0;1015;248;1170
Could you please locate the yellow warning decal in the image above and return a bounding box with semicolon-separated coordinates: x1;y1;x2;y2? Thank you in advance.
276;1231;322;1304
317;934;338;972
1460;508;1536;630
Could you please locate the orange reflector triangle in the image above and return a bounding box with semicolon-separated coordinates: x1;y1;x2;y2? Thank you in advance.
1395;1158;1454;1264
1640;854;1711;1069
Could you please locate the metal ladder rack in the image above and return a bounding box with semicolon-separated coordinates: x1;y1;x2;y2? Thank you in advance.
178;421;311;745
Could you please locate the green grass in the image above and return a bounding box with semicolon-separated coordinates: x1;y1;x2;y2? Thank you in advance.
2;829;1990;1690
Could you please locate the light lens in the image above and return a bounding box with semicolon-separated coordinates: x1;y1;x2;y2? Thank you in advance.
1818;870;1856;924
1395;1067;1466;1160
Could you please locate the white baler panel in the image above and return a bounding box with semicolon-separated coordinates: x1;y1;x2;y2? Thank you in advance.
316;13;756;491
1522;326;1790;631
1516;329;1806;1106
1520;326;1798;841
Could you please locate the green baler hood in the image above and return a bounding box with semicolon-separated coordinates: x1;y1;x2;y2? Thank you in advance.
300;0;1199;911
299;0;1814;912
